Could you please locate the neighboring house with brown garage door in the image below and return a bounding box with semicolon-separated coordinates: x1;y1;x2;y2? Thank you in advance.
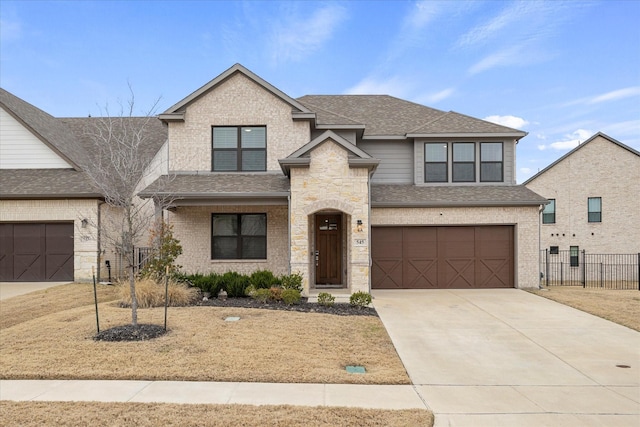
140;64;548;294
524;132;640;256
0;88;167;282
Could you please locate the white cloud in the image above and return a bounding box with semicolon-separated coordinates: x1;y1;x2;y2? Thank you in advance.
484;115;529;129
537;145;547;151
539;129;593;151
587;87;640;104
424;88;455;104
520;167;532;175
468;46;521;75
457;1;531;48
0;17;22;43
269;5;348;64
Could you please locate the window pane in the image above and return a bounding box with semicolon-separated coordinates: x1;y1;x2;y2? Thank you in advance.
241;127;266;148
241;214;266;236
241;150;266;171
425;163;447;182
212;215;237;236
213;127;238;149
481;162;502;182
213;237;238;259
453;143;475;161
481;143;502;161
452;163;474;182
425;143;447;162
242;236;266;259
542;199;555;224
588;197;601;211
543;199;555;214
213;151;237;171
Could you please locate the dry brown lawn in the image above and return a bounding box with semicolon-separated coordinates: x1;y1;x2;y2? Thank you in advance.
0;401;433;427
0;284;409;384
530;286;640;331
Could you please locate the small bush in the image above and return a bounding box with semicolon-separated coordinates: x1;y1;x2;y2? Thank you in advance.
282;289;301;305
249;270;280;289
269;286;283;301
185;272;224;296
221;272;250;297
280;272;303;293
252;288;271;303
317;292;335;307
349;291;372;309
244;284;257;297
118;278;199;308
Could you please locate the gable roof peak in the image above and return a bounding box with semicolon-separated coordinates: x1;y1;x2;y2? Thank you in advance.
161;63;312;119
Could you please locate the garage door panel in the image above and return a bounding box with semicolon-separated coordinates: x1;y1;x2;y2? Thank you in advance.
372;226;514;289
0;223;74;282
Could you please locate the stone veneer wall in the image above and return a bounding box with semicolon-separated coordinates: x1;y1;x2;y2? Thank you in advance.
168;205;289;276
289;140;371;294
525;136;640;254
0;199;100;282
168;73;310;172
371;205;541;289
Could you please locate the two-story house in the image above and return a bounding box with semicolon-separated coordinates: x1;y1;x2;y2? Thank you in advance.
140;64;547;294
524;132;640;256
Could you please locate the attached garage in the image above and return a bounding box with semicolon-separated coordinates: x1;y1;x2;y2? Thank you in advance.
372;226;514;289
0;223;74;282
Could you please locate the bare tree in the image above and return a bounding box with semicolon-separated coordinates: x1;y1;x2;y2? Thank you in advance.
82;87;168;327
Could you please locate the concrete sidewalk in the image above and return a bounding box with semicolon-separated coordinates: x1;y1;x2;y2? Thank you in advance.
0;282;71;300
374;289;640;427
0;380;427;410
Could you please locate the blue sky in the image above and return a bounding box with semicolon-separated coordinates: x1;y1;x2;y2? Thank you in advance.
1;0;639;183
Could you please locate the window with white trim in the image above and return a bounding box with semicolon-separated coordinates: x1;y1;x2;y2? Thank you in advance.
588;197;601;223
480;142;503;182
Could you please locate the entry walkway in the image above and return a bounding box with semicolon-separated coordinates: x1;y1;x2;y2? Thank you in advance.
0;282;70;300
373;289;640;427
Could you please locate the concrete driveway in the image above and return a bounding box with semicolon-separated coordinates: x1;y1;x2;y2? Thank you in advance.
373;289;640;427
0;282;71;301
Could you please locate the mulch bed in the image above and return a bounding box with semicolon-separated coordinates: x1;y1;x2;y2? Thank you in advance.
94;324;167;341
196;296;378;317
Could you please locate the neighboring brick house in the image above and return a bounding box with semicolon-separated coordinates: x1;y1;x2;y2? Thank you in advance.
140;64;547;294
0;88;167;282
524;132;640;256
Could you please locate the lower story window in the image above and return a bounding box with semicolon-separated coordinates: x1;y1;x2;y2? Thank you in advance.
570;246;579;267
211;213;266;259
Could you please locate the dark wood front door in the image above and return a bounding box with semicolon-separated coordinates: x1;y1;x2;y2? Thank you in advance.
315;214;342;285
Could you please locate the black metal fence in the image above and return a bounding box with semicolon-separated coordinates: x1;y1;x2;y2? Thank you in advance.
540;250;640;290
109;246;153;280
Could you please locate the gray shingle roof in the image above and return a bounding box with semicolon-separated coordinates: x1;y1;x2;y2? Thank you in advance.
371;184;548;207
0;88;167;199
0;88;88;169
297;95;524;138
0;169;101;198
139;173;290;199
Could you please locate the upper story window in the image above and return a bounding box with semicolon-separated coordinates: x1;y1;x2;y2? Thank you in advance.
480;142;503;182
424;143;448;182
588;197;602;223
212;126;266;172
542;199;556;224
452;142;475;182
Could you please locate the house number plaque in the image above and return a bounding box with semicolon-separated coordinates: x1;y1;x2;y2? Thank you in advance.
354;239;367;247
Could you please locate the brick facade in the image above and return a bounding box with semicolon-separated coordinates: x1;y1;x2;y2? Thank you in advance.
525;135;640;254
168;73;309;173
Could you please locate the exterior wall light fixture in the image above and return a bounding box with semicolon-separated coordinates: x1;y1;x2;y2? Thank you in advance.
356;220;363;232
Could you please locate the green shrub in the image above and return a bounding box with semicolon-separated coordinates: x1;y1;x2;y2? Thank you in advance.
282;289;301;305
280;272;303;293
222;271;250;297
249;270;280;289
244;284;257;297
317;292;335;307
140;220;183;281
185;272;224;296
252;288;271;303
349;291;372;308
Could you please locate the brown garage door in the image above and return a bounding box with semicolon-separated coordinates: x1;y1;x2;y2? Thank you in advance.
0;223;74;282
372;226;513;289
